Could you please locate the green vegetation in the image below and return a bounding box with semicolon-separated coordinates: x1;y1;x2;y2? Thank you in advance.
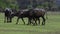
0;0;55;9
0;12;60;34
0;0;18;9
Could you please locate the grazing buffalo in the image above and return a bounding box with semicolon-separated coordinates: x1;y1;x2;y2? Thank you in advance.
15;9;30;24
33;8;46;25
4;8;12;23
27;8;47;25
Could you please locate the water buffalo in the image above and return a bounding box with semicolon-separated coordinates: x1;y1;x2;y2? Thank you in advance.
4;8;12;23
15;9;30;24
33;8;46;25
27;8;47;25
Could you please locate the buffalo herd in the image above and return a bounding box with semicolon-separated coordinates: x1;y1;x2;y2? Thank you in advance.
3;8;47;26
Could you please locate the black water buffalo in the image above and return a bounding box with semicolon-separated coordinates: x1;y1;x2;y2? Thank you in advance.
27;8;47;25
4;8;13;23
34;8;46;25
15;9;30;24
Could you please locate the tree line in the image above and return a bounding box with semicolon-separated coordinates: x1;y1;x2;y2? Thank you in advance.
0;0;60;11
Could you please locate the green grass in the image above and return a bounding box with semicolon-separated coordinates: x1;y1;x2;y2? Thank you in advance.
0;12;60;34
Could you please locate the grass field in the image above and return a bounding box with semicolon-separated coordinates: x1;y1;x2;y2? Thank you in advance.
0;12;60;34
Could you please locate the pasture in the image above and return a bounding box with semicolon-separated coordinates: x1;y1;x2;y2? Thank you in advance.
0;12;60;34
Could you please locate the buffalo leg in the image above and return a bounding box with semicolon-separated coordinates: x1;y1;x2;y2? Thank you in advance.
27;18;31;25
16;17;19;24
21;18;25;25
27;18;32;25
7;17;9;23
42;16;45;25
33;18;37;25
37;18;40;25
